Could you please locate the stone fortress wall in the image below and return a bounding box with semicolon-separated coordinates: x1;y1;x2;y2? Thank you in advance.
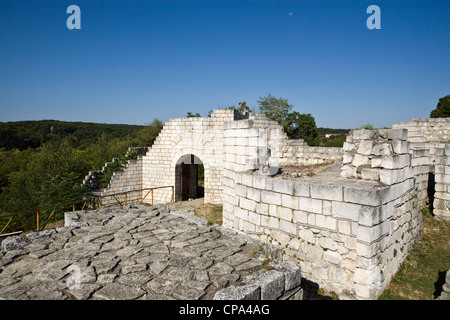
92;110;450;299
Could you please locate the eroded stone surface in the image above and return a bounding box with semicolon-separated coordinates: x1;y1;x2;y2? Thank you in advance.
0;204;300;300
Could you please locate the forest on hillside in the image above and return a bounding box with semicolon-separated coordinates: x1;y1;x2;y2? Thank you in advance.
0;119;163;233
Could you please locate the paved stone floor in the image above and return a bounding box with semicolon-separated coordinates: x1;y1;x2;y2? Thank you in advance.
0;204;295;300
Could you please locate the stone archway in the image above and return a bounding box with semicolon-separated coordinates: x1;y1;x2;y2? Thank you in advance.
174;154;204;202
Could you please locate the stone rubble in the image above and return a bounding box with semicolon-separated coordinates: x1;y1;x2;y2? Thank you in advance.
0;204;301;300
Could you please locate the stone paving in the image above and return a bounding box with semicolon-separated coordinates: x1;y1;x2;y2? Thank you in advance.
0;204;301;300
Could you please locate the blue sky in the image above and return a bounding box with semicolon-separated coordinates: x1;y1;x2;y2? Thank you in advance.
1;0;449;129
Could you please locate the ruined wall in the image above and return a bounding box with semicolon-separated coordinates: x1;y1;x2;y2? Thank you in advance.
85;111;450;299
223;123;433;299
392;117;450;143
97;109;249;204
393;118;450;221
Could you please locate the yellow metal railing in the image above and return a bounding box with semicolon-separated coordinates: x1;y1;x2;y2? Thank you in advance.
0;186;174;235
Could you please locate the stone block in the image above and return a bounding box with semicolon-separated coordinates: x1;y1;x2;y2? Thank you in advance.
281;194;299;210
252;270;285;300
380;178;414;203
372;143;393;156
279;219;297;235
361;168;380;181
357;223;386;243
247;188;261;202
343;186;383;206
343;142;356;152
315;215;337;230
391;140;410;154
253;175;266;189
277;207;293;221
298;228;316;244
214;285;261;300
322;200;332;215
357;140;373;156
319;237;338;251
343;153;354;164
358;206;383;227
235;207;249;221
293;210;308;224
235;184;247;197
380;154;410;169
299;197;322;214
241;173;253;187
341;165;357;178
273;262;302;291
293;182;310;197
239;198;256;212
352;154;370;168
324;250;342;265
256;203;269;215
261;191;282;206
310;184;343;201
337;220;352;235
387;129;408;140
261;215;279;229
273;179;293;195
332;201;360;221
379;167;412;185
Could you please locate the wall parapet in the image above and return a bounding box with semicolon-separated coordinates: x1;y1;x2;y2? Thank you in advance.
222;167;423;299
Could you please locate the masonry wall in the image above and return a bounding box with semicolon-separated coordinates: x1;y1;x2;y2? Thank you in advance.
223;125;430;299
392;117;450;143
393;118;450;222
99;157;145;203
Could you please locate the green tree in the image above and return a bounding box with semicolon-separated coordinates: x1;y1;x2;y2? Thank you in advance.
257;94;319;145
430;95;450;118
257;94;293;130
38;172;88;210
187;112;201;118
288;112;319;146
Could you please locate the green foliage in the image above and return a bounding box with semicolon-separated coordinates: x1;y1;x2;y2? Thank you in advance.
359;123;375;130
320;134;347;147
0;119;163;233
430;95;450;118
257;94;293;130
0;120;145;151
187;112;201;117
257;94;319;145
287;112;319;146
99;160;123;189
38;172;88;210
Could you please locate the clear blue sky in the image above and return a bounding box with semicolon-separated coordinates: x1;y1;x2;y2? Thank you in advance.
1;0;449;129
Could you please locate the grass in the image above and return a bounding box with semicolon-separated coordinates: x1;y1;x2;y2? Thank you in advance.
379;207;450;300
194;203;223;226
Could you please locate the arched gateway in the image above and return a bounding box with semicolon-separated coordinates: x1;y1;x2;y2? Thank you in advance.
100;109;249;204
174;154;204;201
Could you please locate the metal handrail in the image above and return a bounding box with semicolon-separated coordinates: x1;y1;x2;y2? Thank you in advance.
0;185;174;235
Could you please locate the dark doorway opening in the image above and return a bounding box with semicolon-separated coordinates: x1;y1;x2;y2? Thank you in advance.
175;154;204;201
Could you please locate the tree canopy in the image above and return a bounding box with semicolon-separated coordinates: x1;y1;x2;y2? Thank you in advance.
256;94;319;145
0;119;163;233
430;95;450;118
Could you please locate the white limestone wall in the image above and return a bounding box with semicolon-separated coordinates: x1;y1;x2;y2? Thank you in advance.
393;117;450;143
223;126;426;299
139;109;243;204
